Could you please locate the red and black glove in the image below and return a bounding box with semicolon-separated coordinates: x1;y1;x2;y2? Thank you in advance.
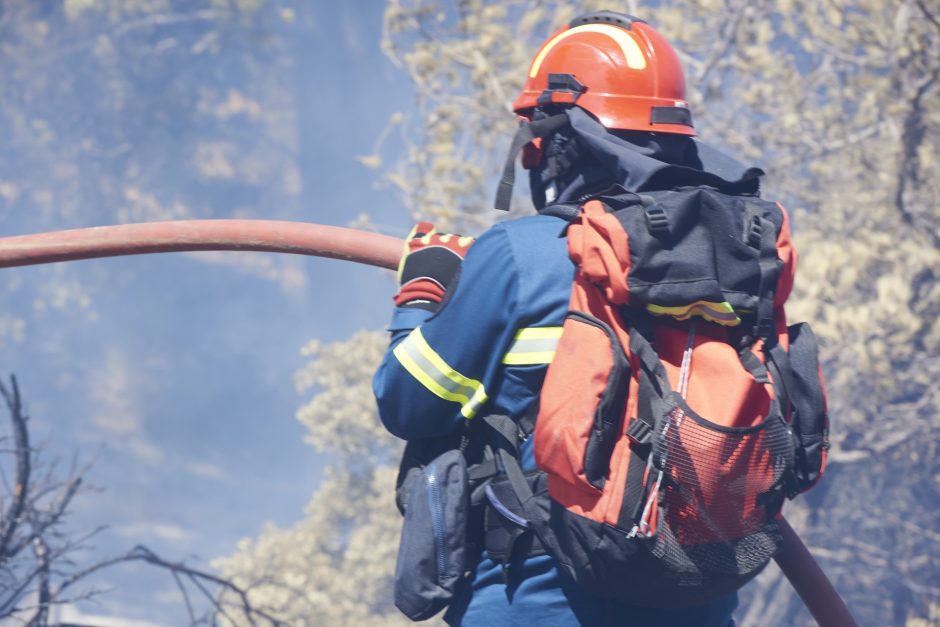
395;222;474;311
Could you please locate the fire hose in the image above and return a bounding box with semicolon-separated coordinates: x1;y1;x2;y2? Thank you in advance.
0;219;856;626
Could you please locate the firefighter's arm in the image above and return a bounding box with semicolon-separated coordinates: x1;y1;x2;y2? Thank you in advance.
373;225;520;440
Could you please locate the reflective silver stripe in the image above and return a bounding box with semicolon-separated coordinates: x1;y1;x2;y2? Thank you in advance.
392;327;488;418
509;336;560;353
502;326;563;365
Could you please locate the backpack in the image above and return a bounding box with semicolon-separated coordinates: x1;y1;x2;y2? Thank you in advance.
523;186;830;607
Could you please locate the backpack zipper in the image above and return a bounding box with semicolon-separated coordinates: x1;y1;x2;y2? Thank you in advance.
425;464;448;579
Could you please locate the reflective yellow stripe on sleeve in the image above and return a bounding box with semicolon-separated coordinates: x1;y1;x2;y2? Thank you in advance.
393;327;489;419
501;326;564;365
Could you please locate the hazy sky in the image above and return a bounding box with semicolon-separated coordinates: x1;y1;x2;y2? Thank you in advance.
2;2;412;622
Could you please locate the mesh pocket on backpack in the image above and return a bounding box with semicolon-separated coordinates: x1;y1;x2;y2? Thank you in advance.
650;394;794;578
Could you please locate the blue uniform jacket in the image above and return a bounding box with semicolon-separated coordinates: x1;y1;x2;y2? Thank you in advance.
373;214;737;627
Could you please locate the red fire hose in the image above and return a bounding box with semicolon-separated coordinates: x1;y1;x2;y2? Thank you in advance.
0;219;856;626
0;220;403;271
777;517;857;626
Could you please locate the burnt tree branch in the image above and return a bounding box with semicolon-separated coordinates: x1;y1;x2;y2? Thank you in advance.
0;377;281;625
0;375;30;562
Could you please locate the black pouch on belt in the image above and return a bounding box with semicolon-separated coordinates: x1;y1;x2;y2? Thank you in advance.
394;448;471;621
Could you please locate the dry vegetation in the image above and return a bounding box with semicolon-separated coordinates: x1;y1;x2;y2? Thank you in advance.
218;2;940;625
0;1;936;625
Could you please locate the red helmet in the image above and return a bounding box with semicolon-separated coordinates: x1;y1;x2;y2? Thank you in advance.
513;11;694;136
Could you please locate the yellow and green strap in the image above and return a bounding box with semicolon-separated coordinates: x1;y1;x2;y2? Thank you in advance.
646;300;741;326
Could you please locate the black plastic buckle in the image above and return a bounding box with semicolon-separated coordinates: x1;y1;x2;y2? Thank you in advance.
752;320;774;342
537;73;586;106
784;468;802;500
645;206;670;237
626;419;653;445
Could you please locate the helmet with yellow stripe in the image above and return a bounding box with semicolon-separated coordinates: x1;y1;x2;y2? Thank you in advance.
513;11;694;136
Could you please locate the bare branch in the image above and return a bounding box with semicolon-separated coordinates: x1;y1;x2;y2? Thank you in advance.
172;569;198;625
0;378;277;625
0;375;31;565
915;0;940;34
894;40;940;246
693;0;750;88
773;120;889;170
25;535;51;627
55;545;281;626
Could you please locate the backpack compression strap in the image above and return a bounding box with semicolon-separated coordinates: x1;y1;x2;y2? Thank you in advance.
751;210;781;340
736;208;781;384
539;203;581;221
481;413;556;567
620;311;673;529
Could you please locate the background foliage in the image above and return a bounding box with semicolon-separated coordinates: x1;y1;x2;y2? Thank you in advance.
0;0;404;622
219;1;940;625
1;0;937;625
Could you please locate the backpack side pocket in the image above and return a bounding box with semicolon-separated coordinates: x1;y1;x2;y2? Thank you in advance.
785;322;829;492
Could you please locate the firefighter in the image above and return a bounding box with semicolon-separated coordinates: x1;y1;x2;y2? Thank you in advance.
374;11;763;626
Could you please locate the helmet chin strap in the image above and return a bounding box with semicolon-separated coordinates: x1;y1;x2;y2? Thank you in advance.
493;113;569;211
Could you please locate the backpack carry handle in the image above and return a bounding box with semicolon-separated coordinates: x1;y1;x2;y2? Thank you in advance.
775;517;858;627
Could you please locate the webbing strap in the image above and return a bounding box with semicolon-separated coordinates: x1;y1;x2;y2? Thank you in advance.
619;440;650;528
626;312;672;438
539;203;581;221
517;401;538;440
618;312;670;529
753;214;779;339
738;341;771;384
481;414;553;558
494;114;570;211
467;456;499;482
482;415;528;516
496;449;539;525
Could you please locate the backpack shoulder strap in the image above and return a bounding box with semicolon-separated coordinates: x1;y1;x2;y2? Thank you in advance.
480;413;556;566
539;203;581;221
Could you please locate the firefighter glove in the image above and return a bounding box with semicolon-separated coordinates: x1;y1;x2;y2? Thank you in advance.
395;222;474;311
